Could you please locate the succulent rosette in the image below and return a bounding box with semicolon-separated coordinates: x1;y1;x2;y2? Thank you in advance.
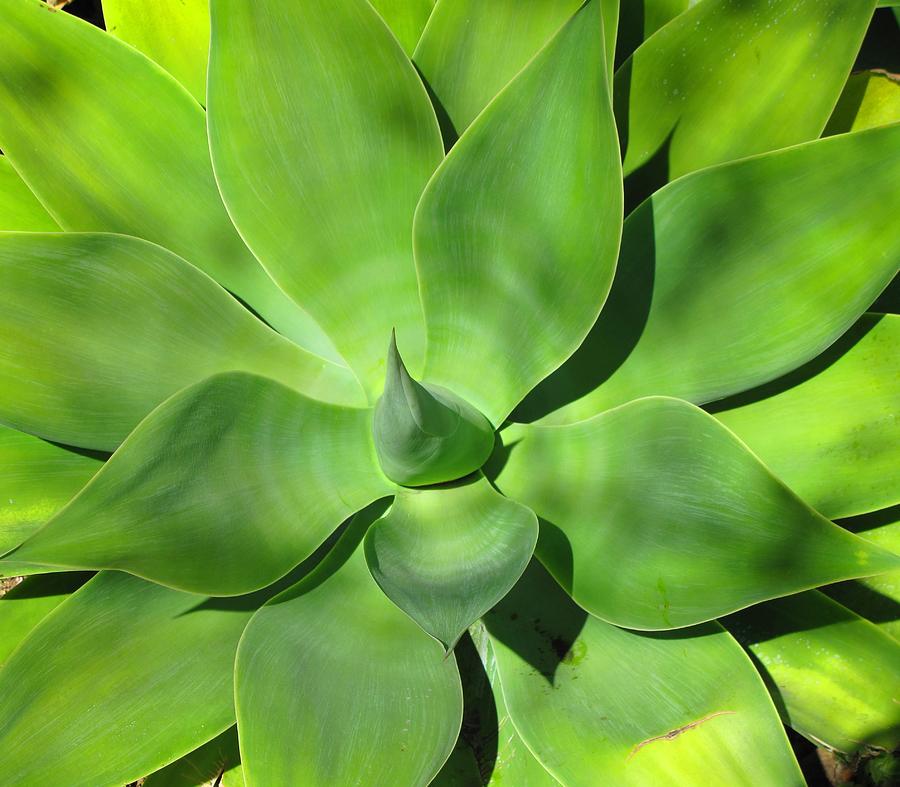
0;0;898;785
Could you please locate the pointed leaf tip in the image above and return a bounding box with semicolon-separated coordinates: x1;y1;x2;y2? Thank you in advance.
374;335;494;486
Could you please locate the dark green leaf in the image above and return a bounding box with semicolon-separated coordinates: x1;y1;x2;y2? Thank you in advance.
494;397;900;629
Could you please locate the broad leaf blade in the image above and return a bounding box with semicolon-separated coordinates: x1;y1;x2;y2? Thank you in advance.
826;508;900;641
0;233;364;450
3;373;391;595
416;0;622;426
143;727;243;787
616;0;690;69
525;124;900;424
724;592;900;753
102;0;210;103
485;562;804;786
825;70;900;135
208;0;443;396
0;424;105;553
0;572;250;786
369;0;435;55
236;508;462;786
617;0;875;180
0;572;90;667
714;314;900;519
0;0;331;353
494;397;900;629
365;474;538;650
0;156;57;231
414;0;582;135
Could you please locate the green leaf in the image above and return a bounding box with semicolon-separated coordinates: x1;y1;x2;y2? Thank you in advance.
372;333;494;486
485;561;804;786
0;571;251;786
0;156;57;231
143;726;243;787
0;572;90;667
236;506;462;786
0;0;333;354
524;124;900;424
415;0;622;427
0;233;364;450
208;0;443;397
724;591;900;753
713;314;900;519
365;474;537;649
102;0;210;103
493;397;900;629
826;508;900;641
369;0;434;55
2;372;391;595
616;0;876;181
824;69;900;136
0;424;105;554
430;742;482;787
413;0;582;135
616;0;690;69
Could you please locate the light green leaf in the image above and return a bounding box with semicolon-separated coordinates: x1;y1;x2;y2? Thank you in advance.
616;0;690;68
415;0;622;427
0;571;250;786
616;0;875;181
493;397;900;629
102;0;210;103
236;506;462;786
824;69;900;136
0;233;364;450
0;156;57;231
414;0;582;135
0;572;90;667
369;0;434;55
826;508;900;641
372;333;494;486
713;314;900;519
365;474;537;650
0;0;333;354
524;124;900;424
0;424;105;554
143;726;244;787
724;591;900;753
2;372;391;595
485;561;804;786
208;0;443;397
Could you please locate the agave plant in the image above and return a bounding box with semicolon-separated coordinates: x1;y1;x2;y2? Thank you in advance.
0;0;898;784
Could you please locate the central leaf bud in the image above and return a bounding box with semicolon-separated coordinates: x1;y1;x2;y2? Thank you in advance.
373;333;495;486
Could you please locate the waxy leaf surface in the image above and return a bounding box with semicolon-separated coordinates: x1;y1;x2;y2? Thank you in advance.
208;0;443;395
0;0;330;351
0;233;363;450
714;314;900;519
0;572;90;667
236;510;462;786
416;0;622;426
495;398;899;629
0;157;57;231
102;0;210;102
825;70;900;135
725;592;900;753
526;124;900;424
143;727;244;787
365;474;538;649
0;572;249;786
369;0;434;55
414;0;582;136
485;562;804;786
3;373;391;595
616;0;875;180
826;508;900;641
0;424;104;554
